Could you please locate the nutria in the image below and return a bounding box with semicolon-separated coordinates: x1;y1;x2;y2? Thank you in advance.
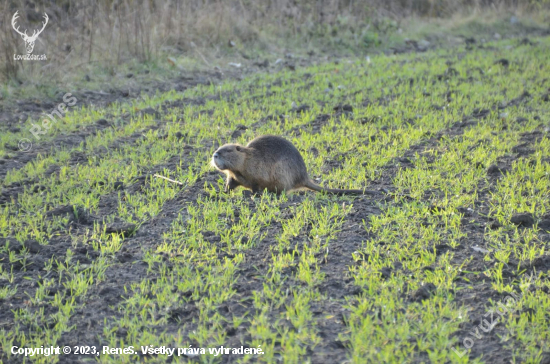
211;135;376;195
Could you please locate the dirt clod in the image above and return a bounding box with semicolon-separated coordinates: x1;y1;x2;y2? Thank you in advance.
255;59;269;68
487;164;505;175
117;252;134;263
99;286;118;296
5;238;22;252
23;240;42;254
411;283;437;302
292;104;310;113
105;223;137;237
380;267;392;279
231;124;248;139
333;104;353;113
489;220;502;229
538;219;550;232
540;352;550;364
140;107;160;118
494;58;510;67
46;205;75;218
530;255;550;269
510;213;535;227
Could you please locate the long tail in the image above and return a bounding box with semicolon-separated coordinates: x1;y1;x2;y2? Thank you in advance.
303;180;378;195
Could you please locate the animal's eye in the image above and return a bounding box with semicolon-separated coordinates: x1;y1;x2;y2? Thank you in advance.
236;146;241;152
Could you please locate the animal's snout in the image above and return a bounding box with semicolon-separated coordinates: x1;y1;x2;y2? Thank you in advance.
213;152;220;159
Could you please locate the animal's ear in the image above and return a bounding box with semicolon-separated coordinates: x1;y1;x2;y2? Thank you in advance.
236;146;241;152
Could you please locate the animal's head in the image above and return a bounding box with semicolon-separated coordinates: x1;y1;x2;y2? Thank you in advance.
12;11;49;54
211;144;247;171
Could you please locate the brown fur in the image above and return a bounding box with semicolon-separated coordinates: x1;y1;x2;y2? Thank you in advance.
211;135;376;195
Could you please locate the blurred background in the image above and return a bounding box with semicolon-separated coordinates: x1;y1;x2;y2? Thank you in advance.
1;0;549;102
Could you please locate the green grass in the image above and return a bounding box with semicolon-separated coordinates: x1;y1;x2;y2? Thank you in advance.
1;35;549;363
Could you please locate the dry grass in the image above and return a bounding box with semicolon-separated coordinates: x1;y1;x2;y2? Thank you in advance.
0;0;548;86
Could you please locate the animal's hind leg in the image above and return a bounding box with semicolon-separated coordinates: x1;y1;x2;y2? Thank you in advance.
225;177;240;192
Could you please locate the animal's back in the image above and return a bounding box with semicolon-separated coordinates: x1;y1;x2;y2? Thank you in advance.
246;135;309;191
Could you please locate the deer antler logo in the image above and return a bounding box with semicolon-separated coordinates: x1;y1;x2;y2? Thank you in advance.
12;11;49;54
